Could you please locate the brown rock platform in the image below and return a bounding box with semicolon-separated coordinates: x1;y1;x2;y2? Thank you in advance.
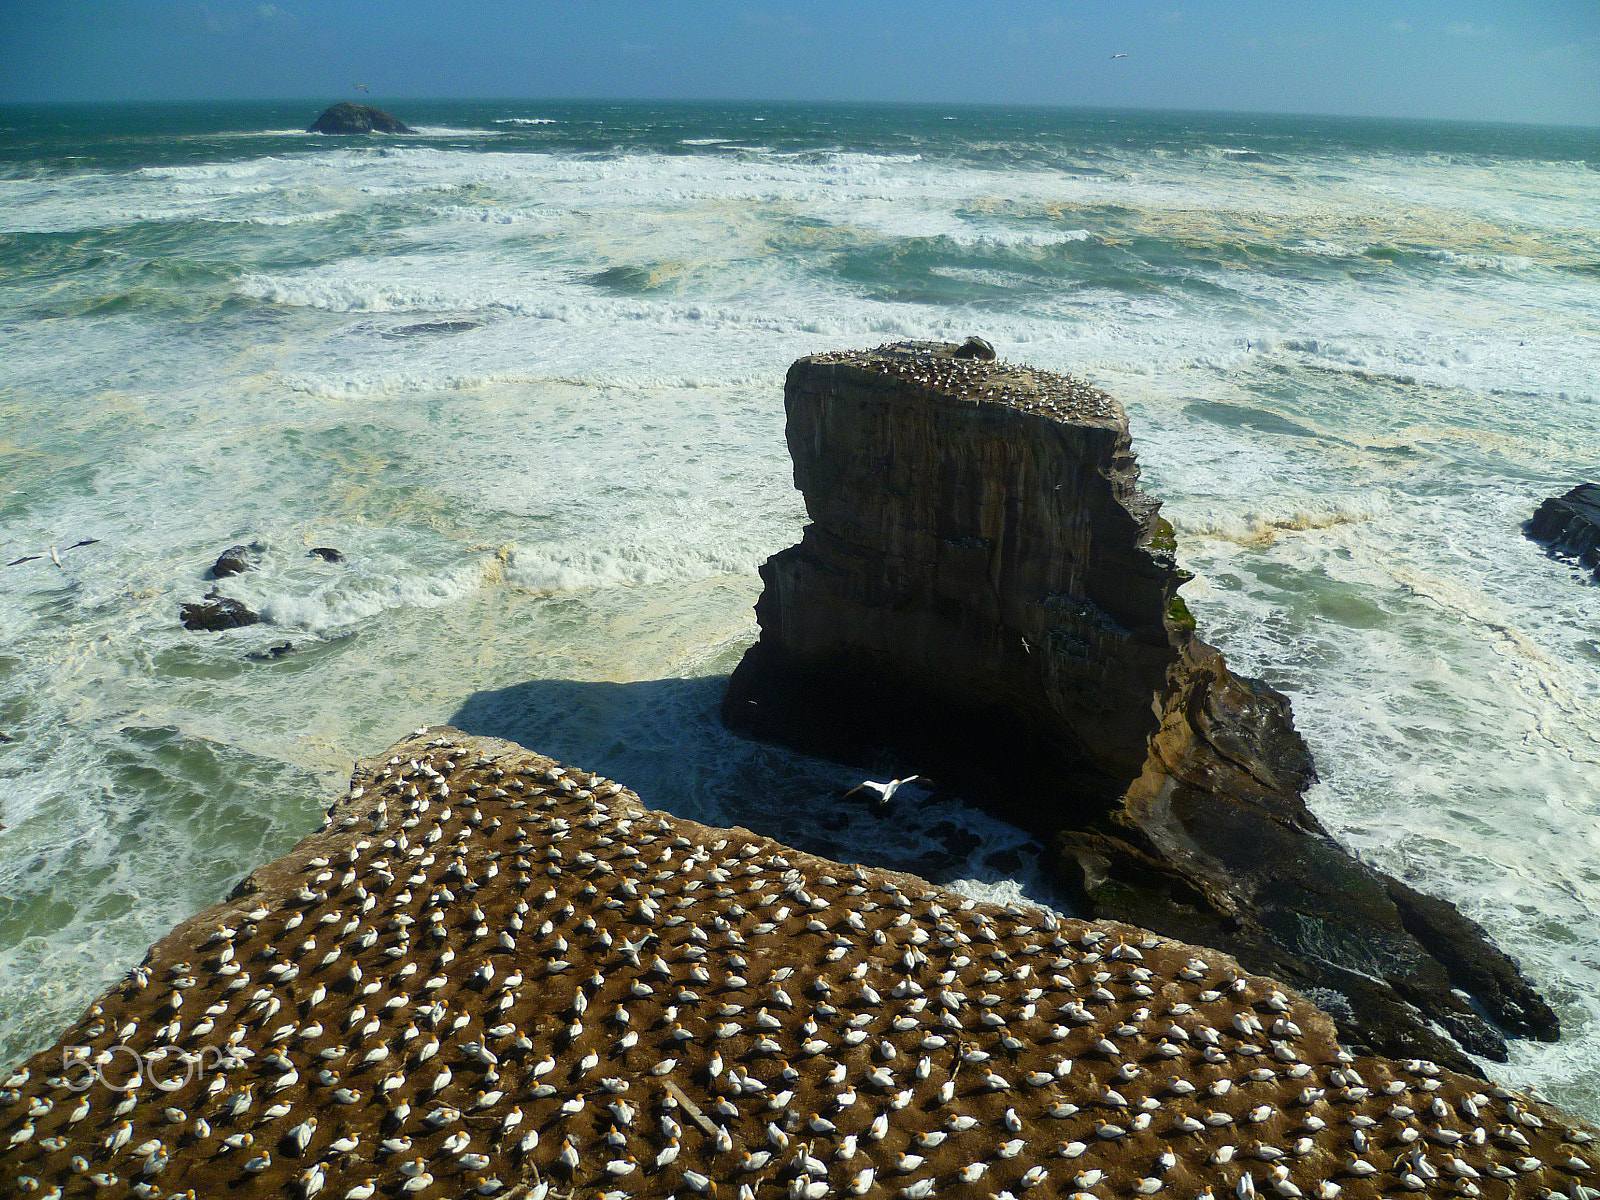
722;342;1557;1073
0;728;1592;1199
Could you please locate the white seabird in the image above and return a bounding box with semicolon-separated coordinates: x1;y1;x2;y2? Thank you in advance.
843;775;925;804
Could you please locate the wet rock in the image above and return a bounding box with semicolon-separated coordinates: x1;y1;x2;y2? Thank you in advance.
178;588;260;631
307;102;415;134
929;820;982;858
210;541;264;578
953;334;996;360
724;341;1558;1072
309;546;344;563
1526;483;1600;578
983;846;1027;875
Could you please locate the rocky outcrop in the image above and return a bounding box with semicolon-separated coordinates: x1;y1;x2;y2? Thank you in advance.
307;102;415;134
1526;483;1600;579
179;587;260;631
211;542;264;578
724;341;1558;1072
1;727;1593;1200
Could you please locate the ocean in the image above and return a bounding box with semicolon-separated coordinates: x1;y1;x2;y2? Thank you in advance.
1;99;1597;1115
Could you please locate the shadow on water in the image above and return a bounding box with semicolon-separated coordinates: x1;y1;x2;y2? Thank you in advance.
449;674;1074;913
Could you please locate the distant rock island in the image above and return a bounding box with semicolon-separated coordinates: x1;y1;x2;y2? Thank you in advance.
307;102;415;134
724;340;1558;1072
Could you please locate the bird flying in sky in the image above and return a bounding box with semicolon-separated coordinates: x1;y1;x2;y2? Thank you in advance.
1110;53;1129;60
354;83;370;92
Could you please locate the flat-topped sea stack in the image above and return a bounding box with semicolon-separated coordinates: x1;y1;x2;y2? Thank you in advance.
1;728;1593;1200
723;342;1557;1073
308;103;416;135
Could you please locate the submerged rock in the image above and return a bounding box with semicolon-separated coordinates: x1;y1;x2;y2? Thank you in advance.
382;320;481;339
0;725;1592;1199
246;641;294;661
309;546;344;563
307;102;415;135
179;588;260;631
1526;483;1600;579
724;341;1558;1071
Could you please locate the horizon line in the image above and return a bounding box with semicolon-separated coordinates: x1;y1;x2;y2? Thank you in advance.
2;95;1597;133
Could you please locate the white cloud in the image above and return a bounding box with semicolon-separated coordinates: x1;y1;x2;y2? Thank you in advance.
1446;21;1494;38
1388;18;1413;33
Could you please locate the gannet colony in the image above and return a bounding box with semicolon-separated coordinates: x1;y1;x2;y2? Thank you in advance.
1;727;1593;1199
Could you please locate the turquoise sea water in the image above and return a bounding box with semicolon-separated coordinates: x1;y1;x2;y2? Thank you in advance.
1;99;1598;1114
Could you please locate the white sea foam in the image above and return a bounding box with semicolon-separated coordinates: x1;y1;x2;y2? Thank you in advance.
138;161;269;180
426;203;554;224
200;209;343;226
252;559;493;632
1169;492;1390;545
499;539;766;595
406;126;505;138
184;128;320;139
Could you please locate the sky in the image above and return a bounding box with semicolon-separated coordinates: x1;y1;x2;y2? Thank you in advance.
1;1;1596;126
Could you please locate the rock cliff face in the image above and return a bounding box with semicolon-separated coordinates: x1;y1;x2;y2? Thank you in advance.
724;342;1558;1072
2;727;1593;1200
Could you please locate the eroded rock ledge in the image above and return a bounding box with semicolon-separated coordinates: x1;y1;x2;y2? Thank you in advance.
723;342;1557;1072
0;728;1592;1200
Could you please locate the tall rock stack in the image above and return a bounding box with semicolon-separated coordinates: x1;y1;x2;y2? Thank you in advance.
724;342;1558;1071
724;341;1180;800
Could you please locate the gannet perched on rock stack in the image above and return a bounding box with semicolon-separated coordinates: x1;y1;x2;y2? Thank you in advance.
1;725;1594;1198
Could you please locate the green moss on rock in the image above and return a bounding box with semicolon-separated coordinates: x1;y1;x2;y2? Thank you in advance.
1166;592;1197;632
